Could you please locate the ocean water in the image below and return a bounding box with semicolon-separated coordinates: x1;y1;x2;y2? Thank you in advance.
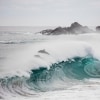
0;26;100;100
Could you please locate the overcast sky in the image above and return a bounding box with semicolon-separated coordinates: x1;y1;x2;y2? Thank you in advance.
0;0;100;26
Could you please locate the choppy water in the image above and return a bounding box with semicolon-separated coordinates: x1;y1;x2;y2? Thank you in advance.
0;26;100;100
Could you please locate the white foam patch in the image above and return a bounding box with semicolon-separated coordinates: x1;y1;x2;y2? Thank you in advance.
1;33;100;77
4;79;100;100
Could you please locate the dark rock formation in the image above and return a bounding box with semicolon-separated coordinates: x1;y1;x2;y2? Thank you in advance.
96;26;100;32
66;22;92;34
39;29;53;35
38;49;49;55
38;22;93;35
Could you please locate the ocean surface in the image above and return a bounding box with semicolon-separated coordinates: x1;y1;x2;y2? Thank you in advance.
0;26;100;100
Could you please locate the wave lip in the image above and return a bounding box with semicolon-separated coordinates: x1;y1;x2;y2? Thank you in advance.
30;56;100;82
23;56;100;92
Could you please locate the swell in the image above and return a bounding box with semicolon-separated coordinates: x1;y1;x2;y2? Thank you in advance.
0;40;33;44
0;56;100;98
29;56;100;85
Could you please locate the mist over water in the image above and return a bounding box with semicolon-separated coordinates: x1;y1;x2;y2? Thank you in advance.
0;27;100;100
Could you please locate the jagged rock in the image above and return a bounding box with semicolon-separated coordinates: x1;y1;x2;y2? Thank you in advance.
67;22;93;34
39;29;52;35
38;49;49;55
96;26;100;32
38;22;93;35
50;27;68;35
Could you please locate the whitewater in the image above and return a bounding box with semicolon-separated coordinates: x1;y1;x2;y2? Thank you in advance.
0;27;100;100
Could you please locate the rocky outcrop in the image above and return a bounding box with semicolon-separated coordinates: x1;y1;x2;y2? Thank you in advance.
39;29;53;35
96;26;100;32
65;22;93;34
38;22;93;35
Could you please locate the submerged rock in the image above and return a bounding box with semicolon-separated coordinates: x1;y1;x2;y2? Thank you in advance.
38;22;93;35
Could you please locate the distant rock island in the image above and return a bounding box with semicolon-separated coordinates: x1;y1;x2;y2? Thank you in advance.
38;22;94;35
96;26;100;32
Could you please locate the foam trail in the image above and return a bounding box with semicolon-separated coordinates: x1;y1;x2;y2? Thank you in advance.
0;40;94;77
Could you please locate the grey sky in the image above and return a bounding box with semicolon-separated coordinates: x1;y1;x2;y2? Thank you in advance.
0;0;100;26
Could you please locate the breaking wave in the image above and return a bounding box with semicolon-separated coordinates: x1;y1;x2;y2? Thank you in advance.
0;38;100;99
0;56;100;98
